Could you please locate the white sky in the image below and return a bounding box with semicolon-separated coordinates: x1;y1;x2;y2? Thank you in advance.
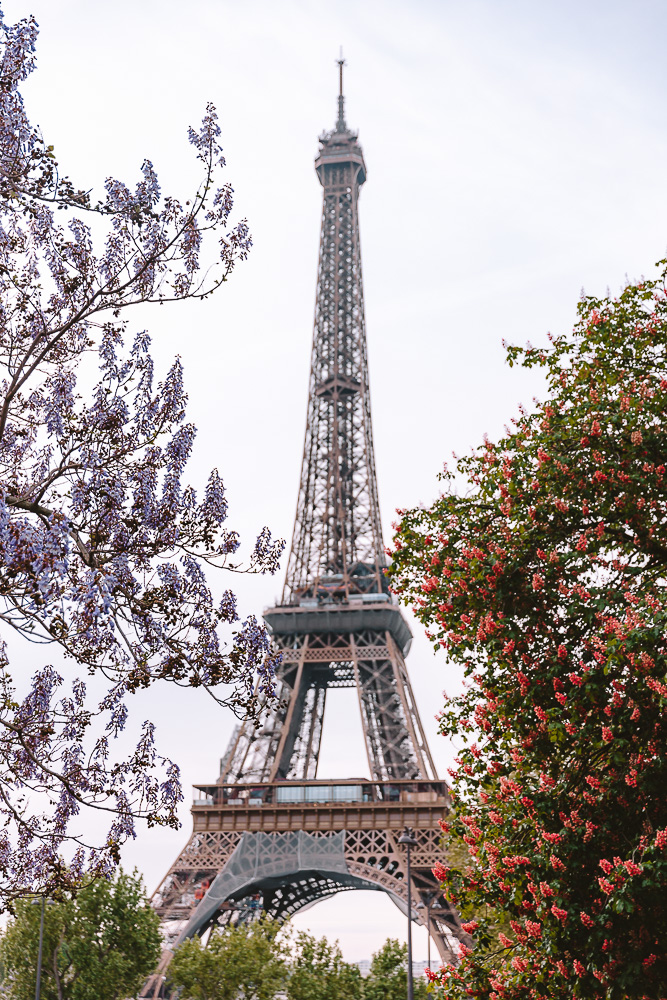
4;0;667;963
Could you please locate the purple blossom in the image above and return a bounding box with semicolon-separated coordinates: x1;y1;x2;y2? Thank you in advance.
0;10;284;903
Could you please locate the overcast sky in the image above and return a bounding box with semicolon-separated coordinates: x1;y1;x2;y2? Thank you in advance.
4;0;667;963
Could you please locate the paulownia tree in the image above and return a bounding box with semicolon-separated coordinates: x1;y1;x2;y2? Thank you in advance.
0;7;283;901
390;264;667;997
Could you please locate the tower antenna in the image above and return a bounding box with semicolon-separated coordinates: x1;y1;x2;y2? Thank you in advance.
336;47;346;131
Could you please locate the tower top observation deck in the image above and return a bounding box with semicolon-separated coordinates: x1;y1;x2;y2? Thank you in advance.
315;55;366;185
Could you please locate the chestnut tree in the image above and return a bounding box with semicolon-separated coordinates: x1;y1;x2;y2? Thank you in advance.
390;264;667;997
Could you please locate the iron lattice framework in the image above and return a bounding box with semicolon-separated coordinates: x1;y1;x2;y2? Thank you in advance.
284;78;384;603
146;64;464;987
220;626;436;784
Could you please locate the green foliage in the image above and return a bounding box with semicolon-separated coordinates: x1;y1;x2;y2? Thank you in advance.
169;916;288;1000
0;869;160;1000
363;938;429;1000
171;924;430;1000
286;930;362;1000
390;262;667;997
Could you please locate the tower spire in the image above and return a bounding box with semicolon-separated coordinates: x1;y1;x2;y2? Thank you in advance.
336;48;346;131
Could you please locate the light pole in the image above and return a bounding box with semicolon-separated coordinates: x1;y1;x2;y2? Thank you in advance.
426;897;432;969
398;826;419;1000
31;897;47;1000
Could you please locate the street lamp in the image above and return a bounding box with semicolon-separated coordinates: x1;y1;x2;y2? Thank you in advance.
398;826;419;1000
31;897;54;1000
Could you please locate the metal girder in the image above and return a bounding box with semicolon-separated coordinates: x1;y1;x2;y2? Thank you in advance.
219;626;436;785
150;825;465;965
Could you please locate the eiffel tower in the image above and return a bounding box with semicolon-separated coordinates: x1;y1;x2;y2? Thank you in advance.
149;59;465;968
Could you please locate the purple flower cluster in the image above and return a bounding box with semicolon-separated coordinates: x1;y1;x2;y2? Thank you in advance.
0;8;283;901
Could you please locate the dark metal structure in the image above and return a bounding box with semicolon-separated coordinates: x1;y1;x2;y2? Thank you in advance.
284;55;383;606
148;61;465;977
